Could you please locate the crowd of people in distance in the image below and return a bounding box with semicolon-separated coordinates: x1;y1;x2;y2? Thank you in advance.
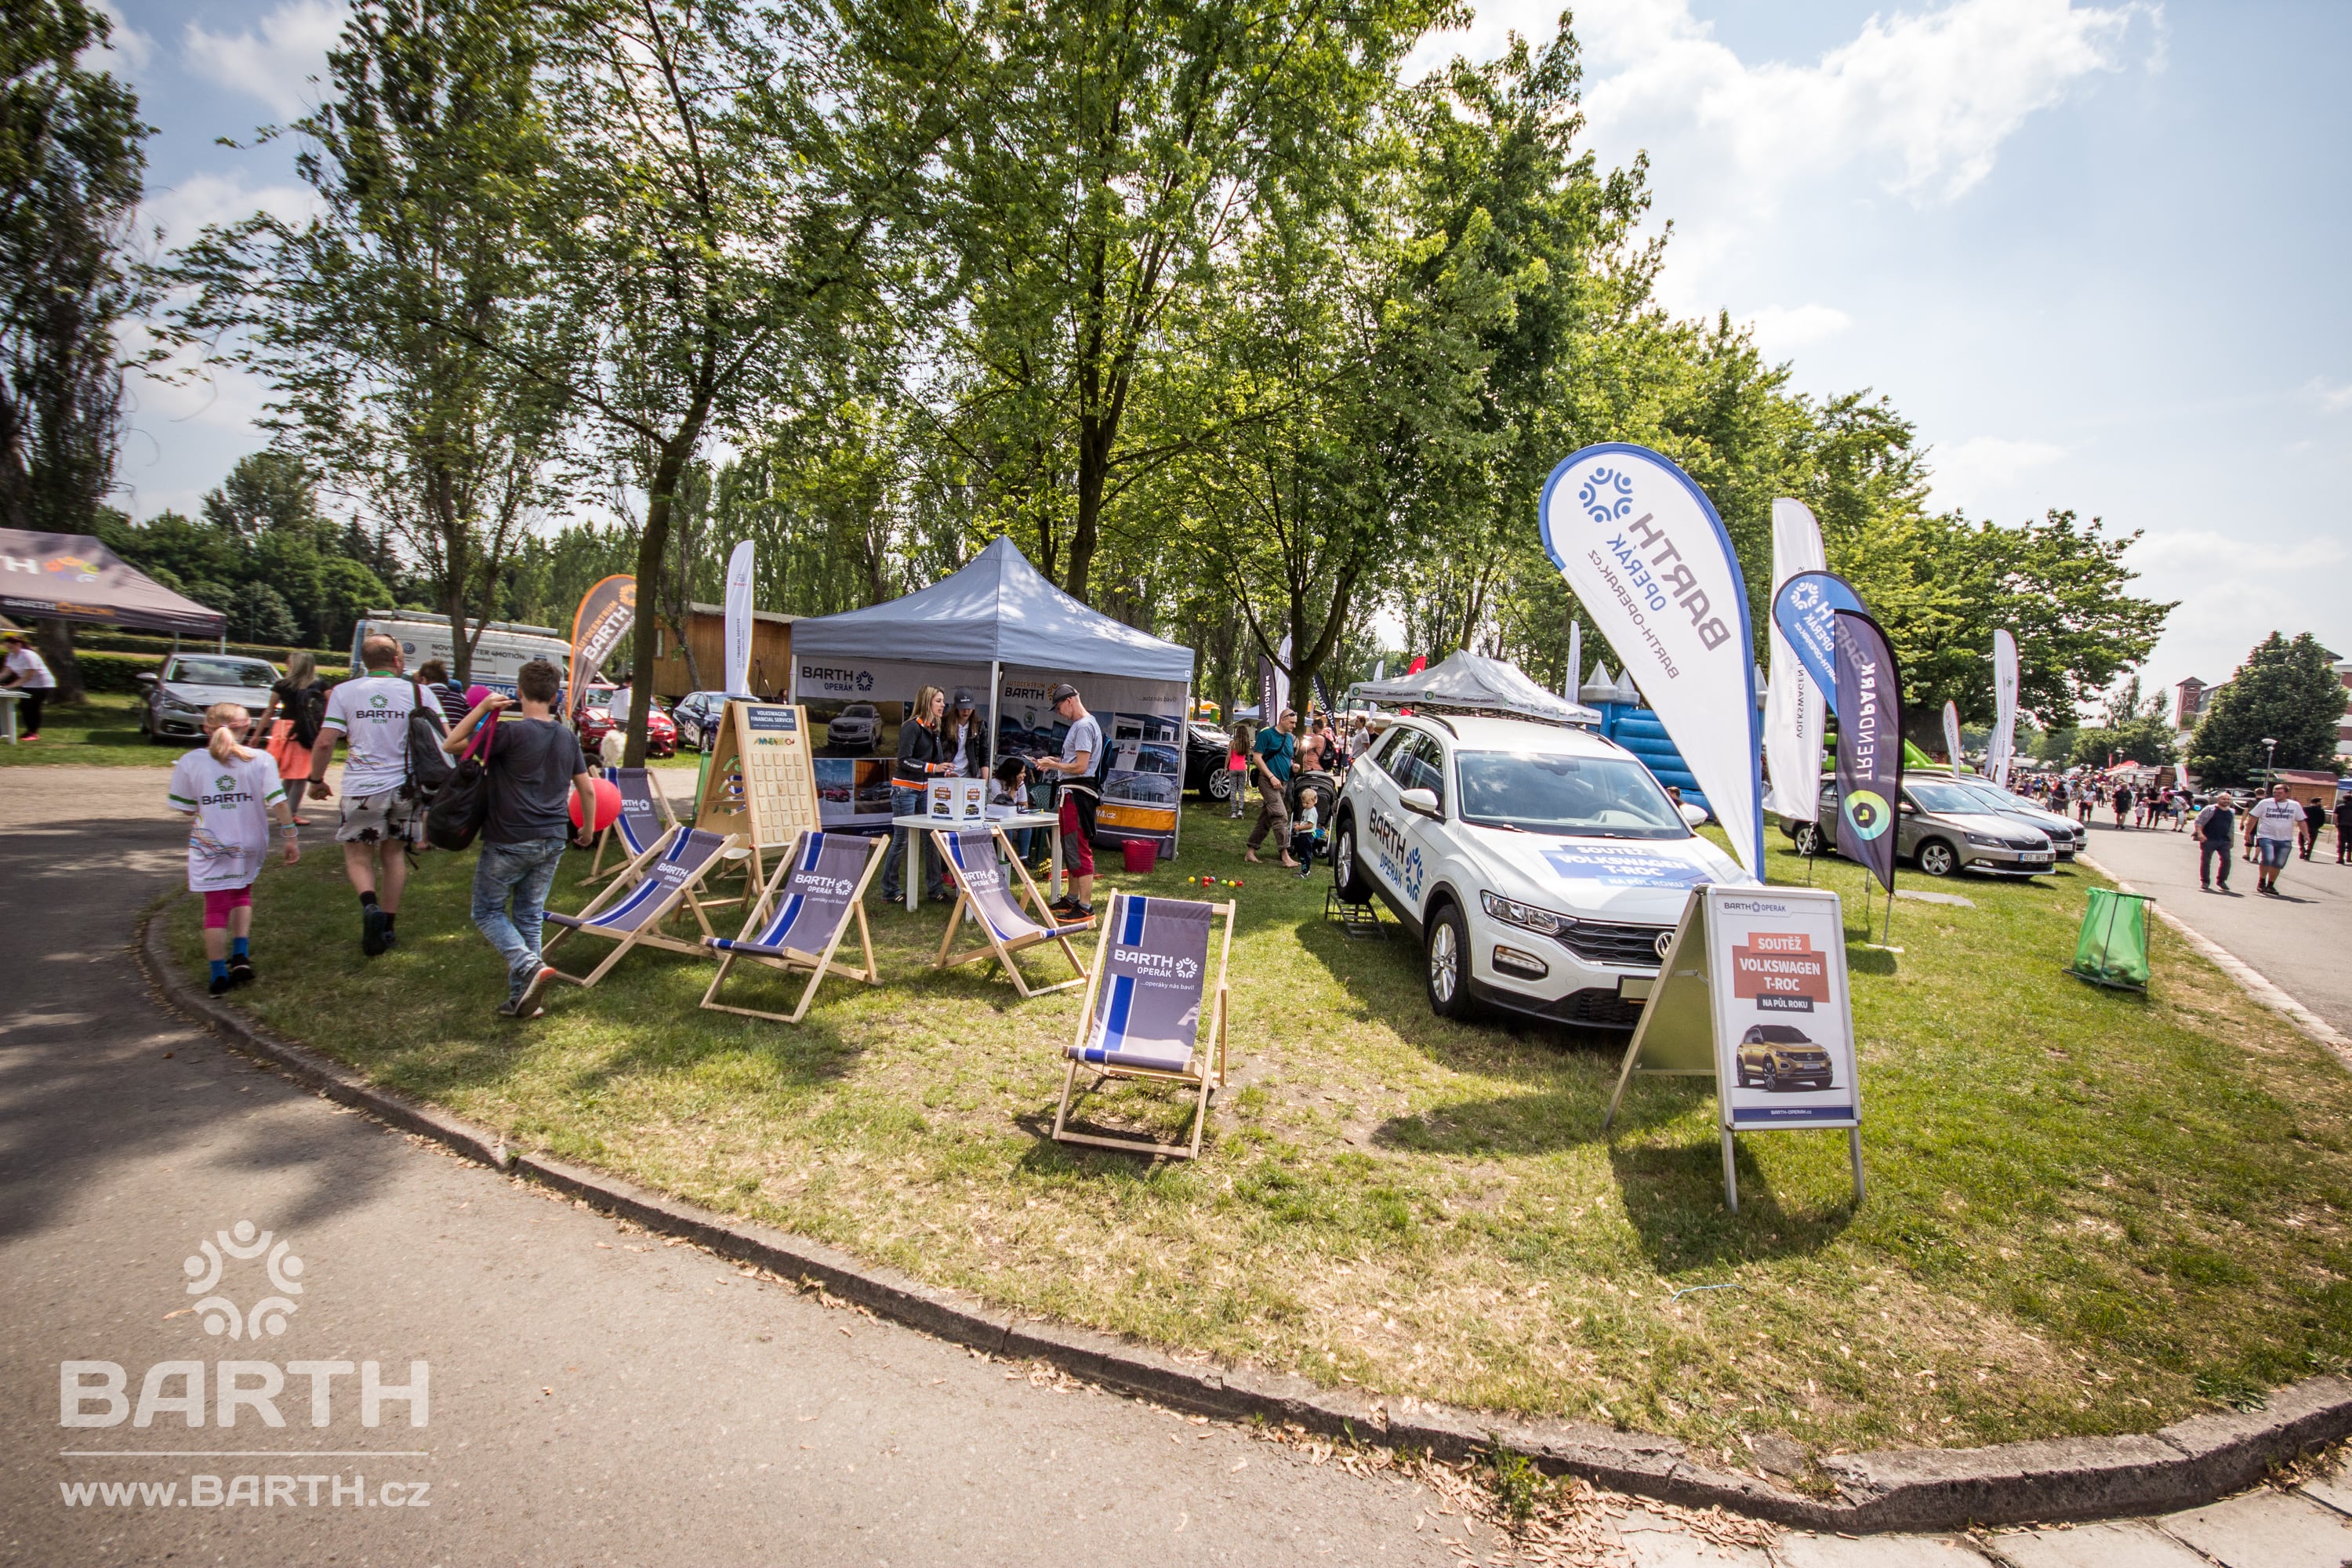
2020;768;2350;898
1228;707;1371;875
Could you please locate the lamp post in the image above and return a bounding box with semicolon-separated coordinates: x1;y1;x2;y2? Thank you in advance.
2262;737;2278;789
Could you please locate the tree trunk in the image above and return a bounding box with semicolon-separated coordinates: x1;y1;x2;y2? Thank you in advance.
35;619;83;704
623;418;706;766
1066;411;1113;604
441;576;473;688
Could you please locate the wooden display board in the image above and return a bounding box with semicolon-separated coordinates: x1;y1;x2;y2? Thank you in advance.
695;702;821;882
1601;884;1864;1212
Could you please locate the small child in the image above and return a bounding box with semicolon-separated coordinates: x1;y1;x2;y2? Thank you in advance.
1289;786;1325;875
169;702;300;996
991;754;1036;864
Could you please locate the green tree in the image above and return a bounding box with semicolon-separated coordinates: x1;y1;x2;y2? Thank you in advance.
2186;633;2345;785
2;0;151;699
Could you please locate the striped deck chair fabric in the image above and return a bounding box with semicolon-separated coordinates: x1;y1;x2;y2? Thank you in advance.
542;826;734;988
700;830;883;1024
586;766;676;882
1054;891;1233;1160
931;826;1088;997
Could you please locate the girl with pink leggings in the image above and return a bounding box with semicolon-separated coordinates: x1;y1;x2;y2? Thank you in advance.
169;702;301;995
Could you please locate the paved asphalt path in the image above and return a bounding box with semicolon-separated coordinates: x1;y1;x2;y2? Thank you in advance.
2078;816;2352;1036
8;765;2352;1567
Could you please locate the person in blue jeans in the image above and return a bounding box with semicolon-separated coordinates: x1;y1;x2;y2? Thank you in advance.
2193;791;2236;892
880;684;954;904
441;658;598;1018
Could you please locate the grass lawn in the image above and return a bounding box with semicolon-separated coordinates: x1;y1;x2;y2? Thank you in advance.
173;801;2352;1467
0;692;172;764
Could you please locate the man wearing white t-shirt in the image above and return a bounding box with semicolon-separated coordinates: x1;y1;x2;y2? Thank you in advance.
305;634;437;955
1;631;57;742
2246;781;2306;897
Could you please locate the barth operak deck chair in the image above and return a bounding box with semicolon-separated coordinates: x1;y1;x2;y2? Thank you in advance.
699;829;885;1023
543;826;737;989
1052;890;1234;1160
586;765;681;883
931;825;1091;997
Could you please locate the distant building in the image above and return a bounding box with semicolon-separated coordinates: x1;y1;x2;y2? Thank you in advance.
2176;653;2352;759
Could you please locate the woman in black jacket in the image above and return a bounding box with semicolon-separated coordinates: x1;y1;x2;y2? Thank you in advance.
880;684;953;904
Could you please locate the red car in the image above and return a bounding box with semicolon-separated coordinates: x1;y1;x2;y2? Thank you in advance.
575;686;677;758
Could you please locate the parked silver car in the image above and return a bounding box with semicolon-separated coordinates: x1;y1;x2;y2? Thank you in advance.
1784;775;2056;877
138;654;279;745
1950;778;2083;860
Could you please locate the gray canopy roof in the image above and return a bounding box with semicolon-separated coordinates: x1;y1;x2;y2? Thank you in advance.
790;536;1194;684
1349;651;1599;726
0;528;227;637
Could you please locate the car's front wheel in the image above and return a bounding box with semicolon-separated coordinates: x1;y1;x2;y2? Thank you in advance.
1331;815;1372;902
1204;768;1236;803
1425;902;1477;1021
1916;838;1958;877
1792;822;1822;856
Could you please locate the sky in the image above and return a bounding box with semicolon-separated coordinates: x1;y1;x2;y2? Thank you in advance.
96;0;2352;702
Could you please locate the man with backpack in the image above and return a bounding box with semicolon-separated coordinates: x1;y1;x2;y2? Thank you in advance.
440;658;597;1018
303;634;445;956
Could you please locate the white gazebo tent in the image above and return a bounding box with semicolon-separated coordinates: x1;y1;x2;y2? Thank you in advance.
1348;651;1600;727
789;538;1197;854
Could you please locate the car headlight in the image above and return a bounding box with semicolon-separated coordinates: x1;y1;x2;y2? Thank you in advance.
163;693;205;714
1480;891;1576;935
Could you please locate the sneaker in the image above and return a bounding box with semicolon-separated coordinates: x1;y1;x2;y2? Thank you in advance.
495;999;546;1020
1058;902;1094;924
515;965;558;1012
208;973;234;996
227;956;256;988
361;903;389;956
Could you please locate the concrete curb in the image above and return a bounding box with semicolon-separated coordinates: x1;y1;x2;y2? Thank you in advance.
2078;852;2352;1065
138;899;2352;1534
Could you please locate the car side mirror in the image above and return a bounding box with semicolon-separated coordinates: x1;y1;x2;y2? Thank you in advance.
1399;787;1442;819
135;672;158;685
1898;801;1917;815
1678;802;1708;828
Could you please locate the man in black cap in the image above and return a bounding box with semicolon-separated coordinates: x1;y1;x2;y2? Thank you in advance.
1028;682;1100;919
942;685;987;777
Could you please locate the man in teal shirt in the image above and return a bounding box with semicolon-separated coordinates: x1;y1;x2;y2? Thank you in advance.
1245;707;1298;867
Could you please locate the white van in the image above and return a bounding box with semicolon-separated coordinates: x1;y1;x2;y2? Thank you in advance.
349;613;572;696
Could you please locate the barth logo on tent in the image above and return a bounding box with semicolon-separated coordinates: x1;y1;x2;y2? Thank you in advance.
1577;467;1635;524
183;1220;304;1341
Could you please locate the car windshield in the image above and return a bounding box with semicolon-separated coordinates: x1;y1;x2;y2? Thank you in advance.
1750;1025;1812;1044
1905;779;1993;814
169;657;275;687
1955;781;2037;814
1454;750;1690;839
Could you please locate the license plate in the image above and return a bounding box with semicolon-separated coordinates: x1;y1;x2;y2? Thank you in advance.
2020;852;2053;865
1618;976;1654;1000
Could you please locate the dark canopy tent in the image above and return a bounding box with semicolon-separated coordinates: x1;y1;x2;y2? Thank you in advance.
0;528;227;637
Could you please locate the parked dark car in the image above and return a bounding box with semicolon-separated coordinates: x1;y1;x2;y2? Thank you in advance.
671;690;729;751
825;702;882;754
1736;1024;1834;1091
1185;721;1236;800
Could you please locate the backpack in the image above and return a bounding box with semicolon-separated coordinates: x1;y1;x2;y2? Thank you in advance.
288;681;328;747
423;732;492;852
405;681;453;800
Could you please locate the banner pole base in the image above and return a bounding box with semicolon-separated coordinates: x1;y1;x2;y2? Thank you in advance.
1849;1126;1866;1205
1721;1127;1740;1214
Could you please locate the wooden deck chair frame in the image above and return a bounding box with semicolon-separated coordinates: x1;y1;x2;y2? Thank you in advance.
1051;891;1236;1161
930;824;1091;998
543;826;739;989
699;829;884;1024
586;766;681;884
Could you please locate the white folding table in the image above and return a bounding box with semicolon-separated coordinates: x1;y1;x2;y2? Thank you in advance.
887;809;1061;913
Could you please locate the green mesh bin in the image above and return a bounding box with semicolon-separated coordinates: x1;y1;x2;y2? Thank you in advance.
2068;887;2152;990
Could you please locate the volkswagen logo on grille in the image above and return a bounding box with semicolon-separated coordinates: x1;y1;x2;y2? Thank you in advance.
1654;931;1673;958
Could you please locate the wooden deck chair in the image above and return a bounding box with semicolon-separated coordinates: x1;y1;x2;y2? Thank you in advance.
1052;891;1234;1160
931;825;1091;997
543;826;737;989
699;829;885;1023
586;766;681;883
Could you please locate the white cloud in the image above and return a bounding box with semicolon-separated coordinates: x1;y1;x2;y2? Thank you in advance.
2314;378;2352;415
140;171;321;249
88;1;154;73
183;0;347;121
1931;436;2066;506
1743;303;1852;352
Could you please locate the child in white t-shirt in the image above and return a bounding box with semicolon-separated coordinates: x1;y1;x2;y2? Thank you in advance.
169;702;300;995
1290;786;1325;876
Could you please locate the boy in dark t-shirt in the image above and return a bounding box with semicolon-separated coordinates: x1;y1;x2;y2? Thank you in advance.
441;658;598;1018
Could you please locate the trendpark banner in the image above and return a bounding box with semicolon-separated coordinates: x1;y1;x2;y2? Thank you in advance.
1762;499;1828;824
567;575;636;720
1540;442;1762;877
1769;570;1870;718
1831;609;1904;897
1991;630;2020;787
724;540;756;698
1943;699;1963;778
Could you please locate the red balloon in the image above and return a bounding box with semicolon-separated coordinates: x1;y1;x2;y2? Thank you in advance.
571;776;623;832
465;684;492;709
